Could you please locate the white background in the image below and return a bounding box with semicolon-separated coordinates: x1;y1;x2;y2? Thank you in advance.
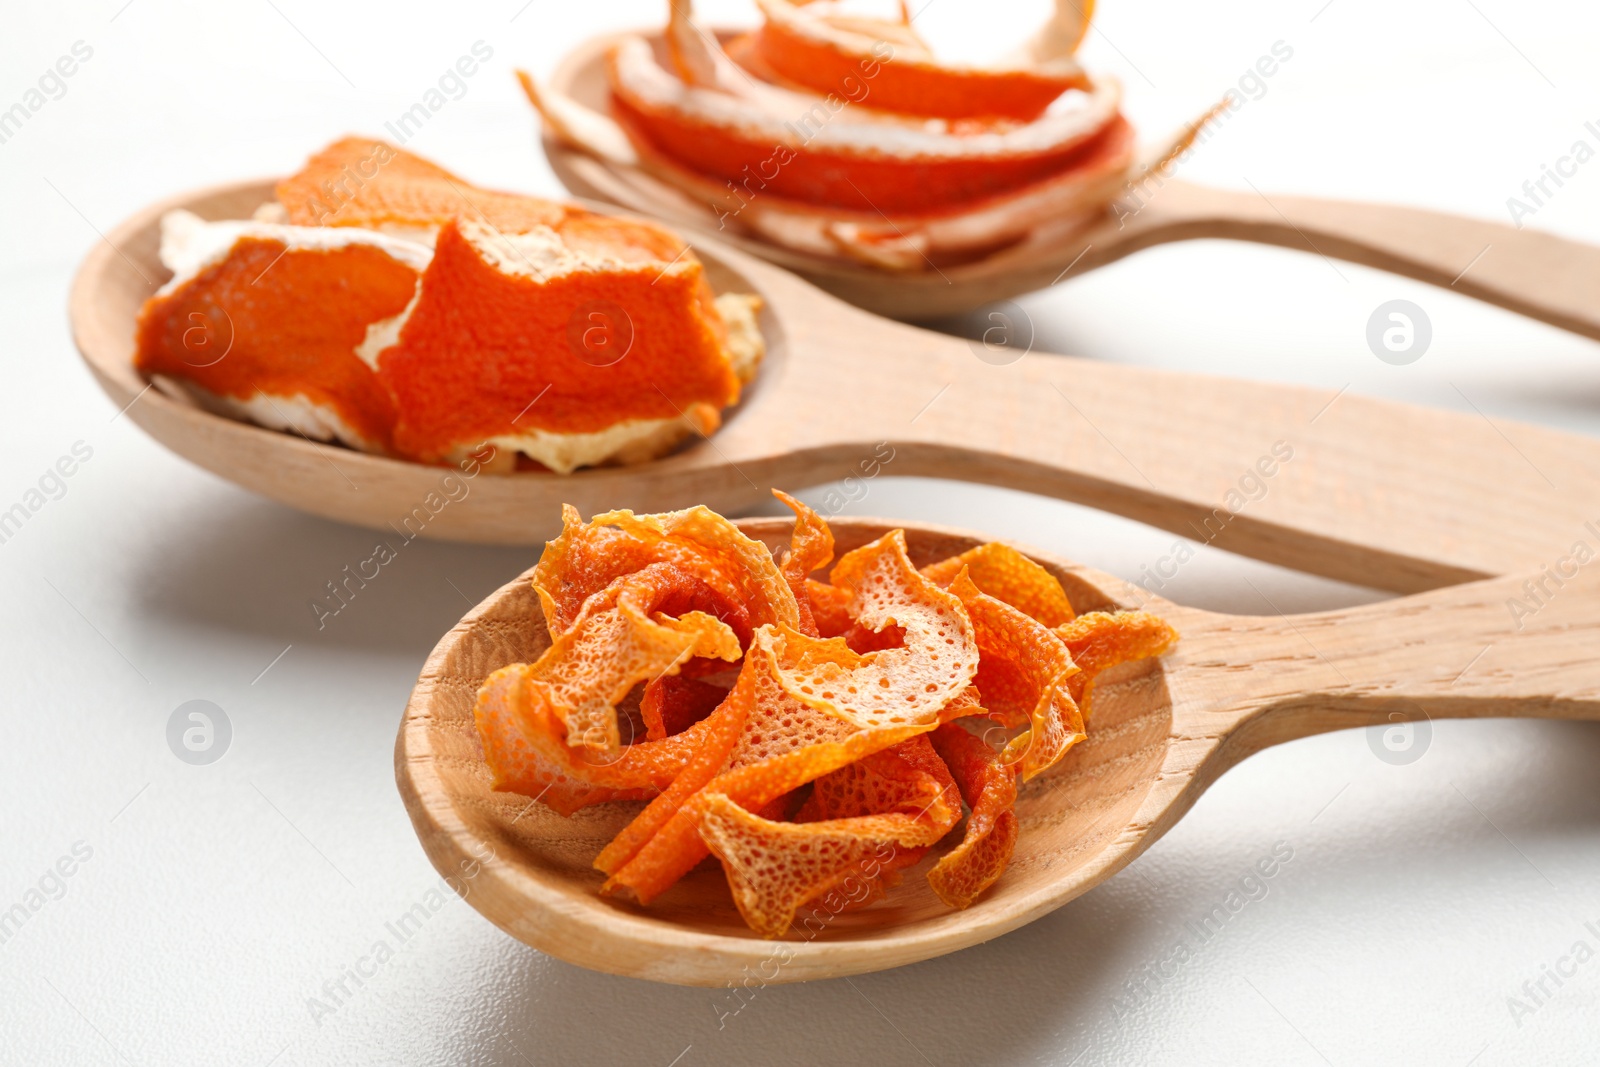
3;1;1599;1064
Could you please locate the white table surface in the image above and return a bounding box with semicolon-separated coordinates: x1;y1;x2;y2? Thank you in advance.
4;1;1599;1064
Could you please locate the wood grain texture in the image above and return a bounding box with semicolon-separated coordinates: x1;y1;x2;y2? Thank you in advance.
395;517;1600;985
71;181;1600;595
541;29;1600;330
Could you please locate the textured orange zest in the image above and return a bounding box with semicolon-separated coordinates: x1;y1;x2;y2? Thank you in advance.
948;568;1086;781
923;541;1077;628
533;503;666;639
640;674;730;740
469;498;1177;932
593;664;749;875
741;9;1086;122
376;219;741;460
772;489;834;636
1055;610;1179;717
134;238;416;450
927;722;1019;908
603;722;923;903
476;663;717;816
516;561;742;751
277;135;569;234
604;530;979;902
700;735;962;937
804;578;855;637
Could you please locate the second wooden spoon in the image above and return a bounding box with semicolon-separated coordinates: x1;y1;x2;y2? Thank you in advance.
71;181;1600;595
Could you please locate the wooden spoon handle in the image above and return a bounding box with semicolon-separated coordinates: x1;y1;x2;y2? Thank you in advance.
1171;562;1600;768
766;300;1600;595
1115;180;1600;341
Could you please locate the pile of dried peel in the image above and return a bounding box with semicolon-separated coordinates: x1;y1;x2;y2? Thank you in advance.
475;492;1177;937
524;0;1211;270
135;138;762;473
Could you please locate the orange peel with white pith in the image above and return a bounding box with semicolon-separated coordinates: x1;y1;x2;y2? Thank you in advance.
469;496;1176;935
523;0;1214;269
135;136;764;472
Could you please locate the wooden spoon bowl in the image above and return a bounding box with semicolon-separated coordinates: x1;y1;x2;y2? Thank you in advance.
395;516;1600;985
71;181;1600;594
542;29;1600;334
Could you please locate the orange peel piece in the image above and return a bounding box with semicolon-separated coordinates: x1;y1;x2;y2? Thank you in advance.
805;578;856;637
947;568;1086;781
374;217;743;468
1055;610;1179;718
769;529;980;730
746;0;1089;122
133;213;425;454
927;722;1019;908
602;531;978;901
475;661;730;815
923;542;1076;628
532;503;665;639
703;734;962;936
699;798;945;938
276;135;569;239
640;673;730;740
468;496;1176;936
607;37;1126;214
585;505;802;632
520;560;743;752
602;714;925;902
772;489;835;636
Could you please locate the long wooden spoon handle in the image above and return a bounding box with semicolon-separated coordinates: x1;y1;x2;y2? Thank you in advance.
1115;180;1600;341
1171;563;1600;766
761;297;1600;595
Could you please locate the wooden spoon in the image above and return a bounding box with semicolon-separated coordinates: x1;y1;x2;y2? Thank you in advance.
71;180;1600;595
541;30;1600;330
396;515;1600;985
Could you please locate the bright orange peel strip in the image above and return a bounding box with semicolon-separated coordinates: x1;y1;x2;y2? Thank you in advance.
927;722;1019;908
923;542;1077;628
947;568;1086;781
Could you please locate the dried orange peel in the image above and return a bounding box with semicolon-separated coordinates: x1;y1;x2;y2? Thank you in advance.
472;492;1178;937
134;137;764;472
524;1;1210;269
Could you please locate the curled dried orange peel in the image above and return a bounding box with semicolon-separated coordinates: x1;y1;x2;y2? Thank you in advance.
473;492;1178;937
134;137;764;472
524;1;1208;269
